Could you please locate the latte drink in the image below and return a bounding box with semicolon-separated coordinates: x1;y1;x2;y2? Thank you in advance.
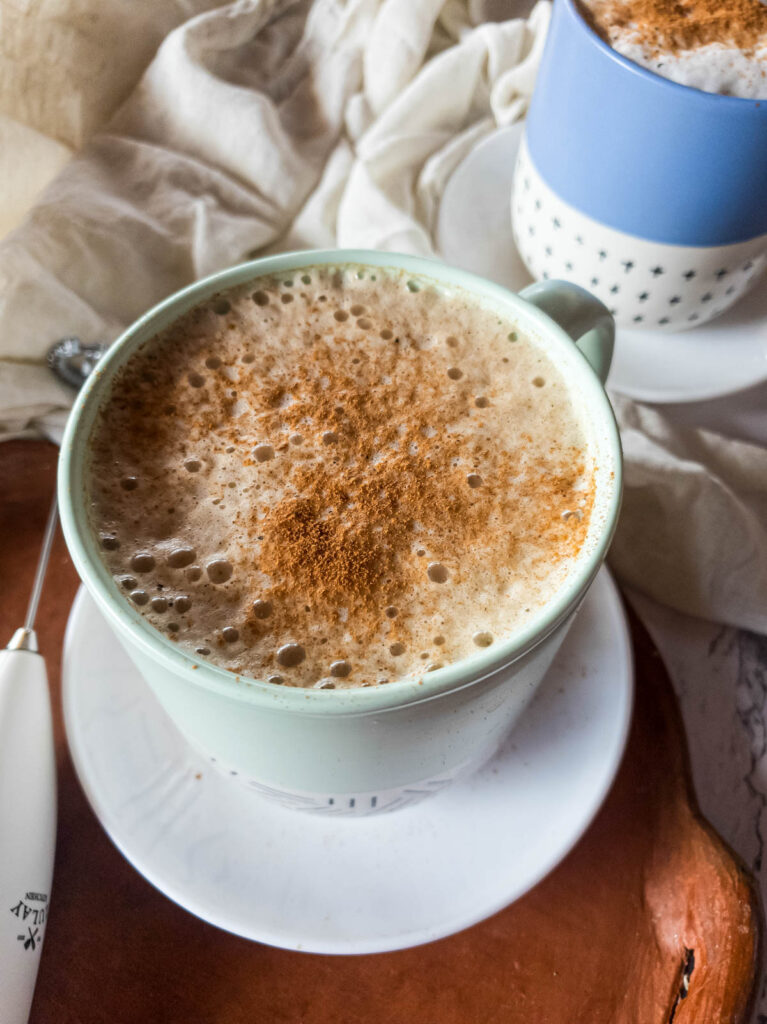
88;264;596;689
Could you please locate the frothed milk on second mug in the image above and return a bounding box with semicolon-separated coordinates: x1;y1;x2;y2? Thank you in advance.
87;264;596;690
579;0;767;98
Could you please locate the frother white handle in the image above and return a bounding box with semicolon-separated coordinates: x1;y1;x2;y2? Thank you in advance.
0;647;56;1024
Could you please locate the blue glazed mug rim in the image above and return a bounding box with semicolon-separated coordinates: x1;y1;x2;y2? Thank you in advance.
566;0;764;109
58;249;622;717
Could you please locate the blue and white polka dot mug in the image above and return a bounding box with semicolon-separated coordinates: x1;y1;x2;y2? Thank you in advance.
512;0;767;332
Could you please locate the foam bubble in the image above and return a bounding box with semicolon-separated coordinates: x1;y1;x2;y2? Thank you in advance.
277;643;306;668
168;547;196;568
467;474;483;489
222;626;239;642
446;367;463;380
329;659;351;678
473;631;493;647
131;552;155;573
253;599;273;619
389;642;405;656
206;559;232;584
121;477;138;491
184;459;201;473
151;597;168;613
130;590;149;605
175;595;191;613
427;562;449;583
254;444;275;462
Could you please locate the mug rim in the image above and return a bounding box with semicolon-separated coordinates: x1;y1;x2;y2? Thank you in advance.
58;249;622;716
565;0;764;109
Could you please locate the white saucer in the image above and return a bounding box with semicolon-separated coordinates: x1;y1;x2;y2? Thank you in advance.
437;124;767;404
62;568;632;954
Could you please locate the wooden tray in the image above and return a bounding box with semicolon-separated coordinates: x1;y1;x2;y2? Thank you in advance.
1;440;760;1023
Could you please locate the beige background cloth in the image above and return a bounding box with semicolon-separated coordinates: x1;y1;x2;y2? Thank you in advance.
1;0;765;633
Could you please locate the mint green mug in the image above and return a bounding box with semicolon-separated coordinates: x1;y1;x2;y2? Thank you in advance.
58;251;621;816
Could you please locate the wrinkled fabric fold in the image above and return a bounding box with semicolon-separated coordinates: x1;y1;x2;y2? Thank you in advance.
611;396;767;635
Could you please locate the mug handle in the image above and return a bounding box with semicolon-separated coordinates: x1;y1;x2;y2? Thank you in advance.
519;280;614;384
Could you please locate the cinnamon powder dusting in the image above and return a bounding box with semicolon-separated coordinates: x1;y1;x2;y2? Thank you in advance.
88;266;596;687
251;342;588;634
580;0;767;56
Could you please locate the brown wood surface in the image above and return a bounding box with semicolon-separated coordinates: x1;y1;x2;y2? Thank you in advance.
1;439;761;1024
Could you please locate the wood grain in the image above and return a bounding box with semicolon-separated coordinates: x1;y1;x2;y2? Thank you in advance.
0;440;760;1024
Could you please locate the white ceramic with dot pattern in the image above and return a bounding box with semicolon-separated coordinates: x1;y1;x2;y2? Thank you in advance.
512;135;767;333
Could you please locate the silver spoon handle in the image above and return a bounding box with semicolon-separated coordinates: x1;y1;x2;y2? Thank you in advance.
24;496;58;633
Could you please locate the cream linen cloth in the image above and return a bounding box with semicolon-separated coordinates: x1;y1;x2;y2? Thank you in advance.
0;0;765;634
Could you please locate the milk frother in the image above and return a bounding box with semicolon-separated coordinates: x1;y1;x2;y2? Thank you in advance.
0;338;105;1024
0;496;58;1024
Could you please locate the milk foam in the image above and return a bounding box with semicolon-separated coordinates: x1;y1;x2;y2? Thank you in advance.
582;0;767;98
88;265;596;688
611;37;767;98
